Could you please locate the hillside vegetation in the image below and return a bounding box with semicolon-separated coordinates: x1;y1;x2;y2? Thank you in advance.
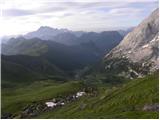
2;80;84;116
35;72;159;119
2;72;158;119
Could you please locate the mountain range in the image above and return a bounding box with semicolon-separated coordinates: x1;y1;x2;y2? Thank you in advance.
1;27;123;87
1;8;159;119
2;30;122;70
24;26;85;40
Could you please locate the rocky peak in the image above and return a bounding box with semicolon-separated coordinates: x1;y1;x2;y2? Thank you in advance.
104;8;159;77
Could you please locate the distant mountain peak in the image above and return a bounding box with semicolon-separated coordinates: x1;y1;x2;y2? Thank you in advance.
24;26;71;40
38;26;56;31
37;26;69;32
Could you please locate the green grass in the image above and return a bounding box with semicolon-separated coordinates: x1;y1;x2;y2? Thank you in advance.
35;73;159;119
2;73;159;119
2;80;83;115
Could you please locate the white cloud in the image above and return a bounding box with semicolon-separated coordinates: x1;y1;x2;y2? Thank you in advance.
107;8;143;16
0;0;158;36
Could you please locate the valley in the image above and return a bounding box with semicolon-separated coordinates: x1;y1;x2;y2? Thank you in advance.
1;7;159;119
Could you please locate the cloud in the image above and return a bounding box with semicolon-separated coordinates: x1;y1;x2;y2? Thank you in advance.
0;0;158;36
107;8;143;16
3;9;34;16
2;1;158;17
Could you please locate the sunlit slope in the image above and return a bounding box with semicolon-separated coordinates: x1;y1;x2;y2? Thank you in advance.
2;81;84;115
36;72;158;119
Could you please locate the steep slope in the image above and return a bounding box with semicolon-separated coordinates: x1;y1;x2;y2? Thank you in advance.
2;59;38;88
118;27;135;37
2;31;122;71
1;37;100;71
1;55;66;88
104;8;159;78
49;32;78;45
24;26;122;47
47;30;123;52
2;37;48;56
78;31;122;54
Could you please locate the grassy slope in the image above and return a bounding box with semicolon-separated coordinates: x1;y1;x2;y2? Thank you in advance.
2;80;83;115
1;60;38;88
2;38;48;56
35;73;159;119
1;55;67;88
2;73;158;119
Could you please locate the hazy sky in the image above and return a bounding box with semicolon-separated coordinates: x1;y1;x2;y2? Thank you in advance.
0;0;158;36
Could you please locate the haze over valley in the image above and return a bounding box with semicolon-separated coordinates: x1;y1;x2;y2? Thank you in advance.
1;1;159;119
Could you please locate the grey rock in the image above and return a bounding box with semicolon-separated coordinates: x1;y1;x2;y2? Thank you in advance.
1;113;13;119
143;103;159;111
105;8;159;75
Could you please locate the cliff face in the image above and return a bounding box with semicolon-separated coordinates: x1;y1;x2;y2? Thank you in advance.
104;9;159;78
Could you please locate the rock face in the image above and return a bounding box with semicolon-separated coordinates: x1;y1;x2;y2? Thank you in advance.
104;8;159;77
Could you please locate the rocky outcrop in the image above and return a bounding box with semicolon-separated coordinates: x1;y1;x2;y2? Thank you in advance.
143;103;159;111
2;88;97;119
104;8;159;78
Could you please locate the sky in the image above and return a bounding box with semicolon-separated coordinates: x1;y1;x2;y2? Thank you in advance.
0;0;159;36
